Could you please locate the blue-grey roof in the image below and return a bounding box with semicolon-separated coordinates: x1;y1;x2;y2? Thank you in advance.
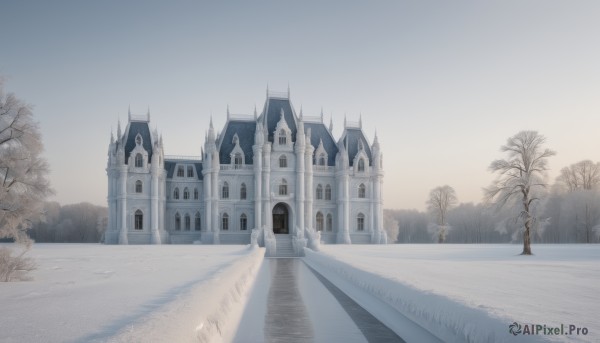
124;121;153;164
164;160;204;180
304;122;338;166
343;128;372;166
219;120;256;164
264;98;297;143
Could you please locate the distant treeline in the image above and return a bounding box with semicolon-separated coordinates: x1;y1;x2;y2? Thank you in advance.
28;202;107;243
384;188;600;244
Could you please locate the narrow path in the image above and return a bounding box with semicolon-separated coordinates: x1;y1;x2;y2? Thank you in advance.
232;259;408;342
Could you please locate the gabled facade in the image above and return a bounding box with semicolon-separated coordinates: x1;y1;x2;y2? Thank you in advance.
105;89;386;245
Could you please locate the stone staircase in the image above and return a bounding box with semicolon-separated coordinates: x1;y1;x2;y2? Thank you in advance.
273;234;297;258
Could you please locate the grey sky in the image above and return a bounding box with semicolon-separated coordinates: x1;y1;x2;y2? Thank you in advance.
1;1;599;210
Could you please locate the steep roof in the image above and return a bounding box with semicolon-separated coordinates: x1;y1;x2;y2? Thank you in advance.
124;121;153;164
304;122;338;166
164;160;204;180
218;120;256;164
262;97;297;143
343;128;372;166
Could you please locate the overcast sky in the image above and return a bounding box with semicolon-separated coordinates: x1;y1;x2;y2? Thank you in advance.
1;1;599;210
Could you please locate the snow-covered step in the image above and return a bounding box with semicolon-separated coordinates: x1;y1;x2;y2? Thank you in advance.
272;234;297;258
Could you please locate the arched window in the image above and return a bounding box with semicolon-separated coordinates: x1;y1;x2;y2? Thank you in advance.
195;212;201;231
279;155;287;168
316;212;324;231
183;188;190;200
240;213;247;231
357;213;365;231
135;180;142;193
194;188;199;200
135;153;143;168
279;179;287;196
278;129;287;145
174;187;180;200
222;213;229;231
135;210;143;230
316;184;323;200
222;182;229;199
326;213;333;231
175;213;181;231
358;159;365;172
177;166;184;177
184;214;191;231
234;153;243;168
240;183;247;200
325;185;332;200
319;154;326;166
187;166;194;178
358;184;366;198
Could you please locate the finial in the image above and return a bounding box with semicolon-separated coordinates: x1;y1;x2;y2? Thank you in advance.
299;105;303;120
117;119;122;138
227;104;230;119
147;106;151;121
329;115;333;132
344;113;347;128
359;113;362;128
287;83;290;98
254;104;257;119
321;108;324;123
210;115;214;129
280;107;285;120
128;105;131;120
266;83;269;97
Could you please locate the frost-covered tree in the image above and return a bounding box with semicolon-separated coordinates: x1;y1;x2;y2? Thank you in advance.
556;160;600;192
485;131;555;255
0;82;53;244
426;185;457;243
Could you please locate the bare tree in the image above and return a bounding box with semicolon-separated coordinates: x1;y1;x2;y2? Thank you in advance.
485;131;555;255
0;81;53;280
426;185;457;243
556;160;600;192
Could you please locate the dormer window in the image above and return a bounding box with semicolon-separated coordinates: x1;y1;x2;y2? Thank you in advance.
187;166;194;178
135;153;143;168
318;154;326;166
234;153;243;168
358;159;365;172
177;166;184;177
278;129;287;145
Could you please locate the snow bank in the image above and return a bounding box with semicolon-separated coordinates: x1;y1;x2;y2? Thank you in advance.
304;245;599;343
106;246;264;343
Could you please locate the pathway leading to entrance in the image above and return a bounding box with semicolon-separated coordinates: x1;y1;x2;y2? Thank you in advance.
231;259;413;342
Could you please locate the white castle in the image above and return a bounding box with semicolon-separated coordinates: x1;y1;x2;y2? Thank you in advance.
105;89;385;253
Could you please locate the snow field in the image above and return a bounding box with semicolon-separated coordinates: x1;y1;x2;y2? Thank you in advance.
304;245;600;343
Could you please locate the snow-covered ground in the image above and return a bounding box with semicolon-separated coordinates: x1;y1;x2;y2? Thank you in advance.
0;243;263;343
304;244;600;343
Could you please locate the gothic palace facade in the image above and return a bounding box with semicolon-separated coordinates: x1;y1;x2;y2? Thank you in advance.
105;89;385;245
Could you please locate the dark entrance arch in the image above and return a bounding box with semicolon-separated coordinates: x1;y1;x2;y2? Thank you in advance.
272;203;289;234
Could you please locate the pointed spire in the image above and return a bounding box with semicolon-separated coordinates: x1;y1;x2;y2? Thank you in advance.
254;104;258;119
266;83;269;97
210;115;214;129
344;114;347;128
287;83;290;98
299;105;303;120
329;115;333;132
359;113;362;128
159;134;163;147
110;128;114;144
117;119;122;139
373;129;379;148
280;107;285;120
227;104;230;119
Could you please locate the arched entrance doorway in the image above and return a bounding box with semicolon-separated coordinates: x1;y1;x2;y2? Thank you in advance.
272;203;289;234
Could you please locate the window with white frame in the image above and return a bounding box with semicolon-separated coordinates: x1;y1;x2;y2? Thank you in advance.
183;188;189;200
234;153;243;168
184;214;191;231
174;187;180;200
357;213;365;231
175;213;181;230
194;188;199;200
316;184;323;200
326;213;333;231
222;182;229;199
222;213;229;230
195;212;201;231
240;213;247;230
358;159;365;172
279;155;287;168
187;166;194;178
278;129;287;145
177;166;184;177
135;180;142;193
279;179;288;196
135;210;143;230
358;183;366;198
240;183;247;200
318;154;326;166
135;153;143;168
316;212;324;231
325;185;332;200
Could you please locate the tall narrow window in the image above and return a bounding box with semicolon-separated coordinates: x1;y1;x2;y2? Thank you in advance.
325;185;332;200
175;213;181;231
279;155;287;168
135;153;143;168
222;182;229;199
357;213;365;231
358;184;366;198
135;210;143;230
326;213;333;232
319;154;326;166
195;212;201;231
316;184;323;200
234;153;243;168
358;159;365;172
187;166;194;177
240;213;247;231
194;188;199;200
185;214;191;231
174;187;180;200
316;212;324;231
279;179;287;196
278;129;287;145
135;180;142;193
177;166;184;177
183;188;190;200
240;183;247;200
222;213;229;231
